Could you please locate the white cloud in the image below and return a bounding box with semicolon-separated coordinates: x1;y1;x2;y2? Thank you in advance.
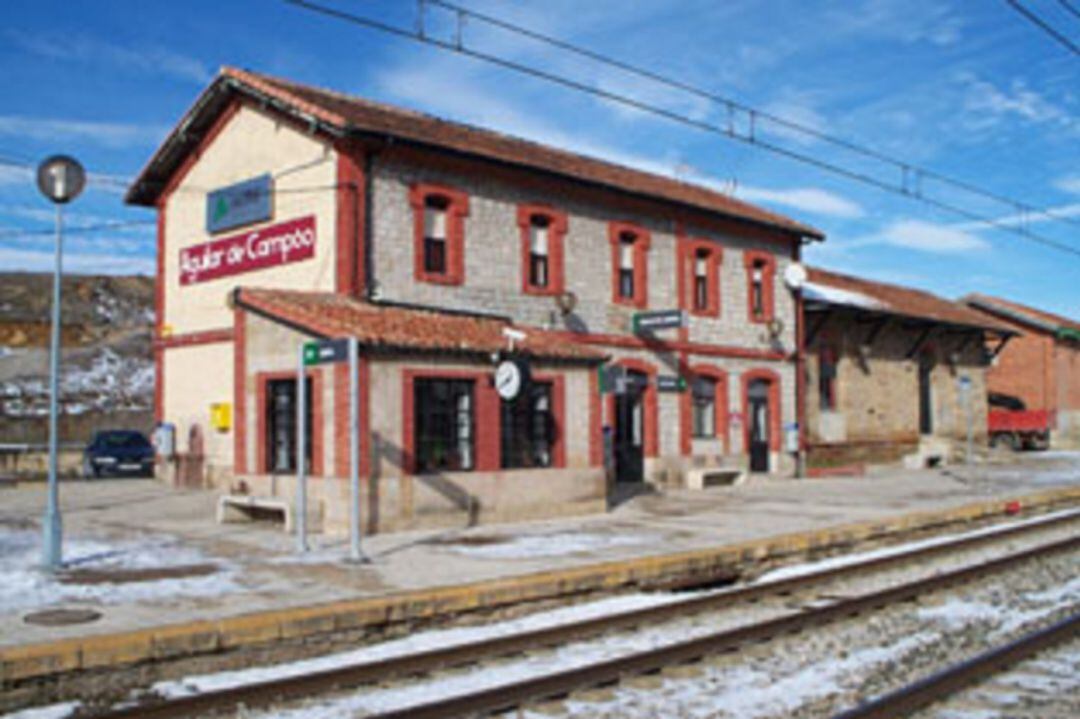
960;74;1079;135
873;219;988;253
11;32;210;84
0;245;153;275
0;116;167;149
0;164;33;187
1056;176;1080;196
735;186;864;219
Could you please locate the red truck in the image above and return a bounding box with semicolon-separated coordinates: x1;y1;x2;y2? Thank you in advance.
988;393;1051;451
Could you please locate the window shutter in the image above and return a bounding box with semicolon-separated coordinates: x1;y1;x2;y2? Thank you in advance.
695;253;708;277
531;222;549;256
424;204;447;239
620;240;635;269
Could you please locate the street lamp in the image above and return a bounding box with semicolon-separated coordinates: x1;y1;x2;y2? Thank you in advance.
36;154;86;571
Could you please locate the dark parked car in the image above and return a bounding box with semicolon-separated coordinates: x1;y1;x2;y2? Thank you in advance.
83;430;155;478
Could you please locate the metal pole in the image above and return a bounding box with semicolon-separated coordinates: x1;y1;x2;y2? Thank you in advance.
348;337;366;562
42;204;64;570
965;378;974;466
296;345;308;553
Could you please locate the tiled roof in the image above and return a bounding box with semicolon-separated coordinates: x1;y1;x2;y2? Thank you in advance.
962;293;1080;335
127;67;823;241
235;288;607;362
805;267;1014;334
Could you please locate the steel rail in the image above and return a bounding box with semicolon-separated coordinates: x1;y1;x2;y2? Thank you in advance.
832;610;1080;718
81;511;1080;719
356;535;1080;719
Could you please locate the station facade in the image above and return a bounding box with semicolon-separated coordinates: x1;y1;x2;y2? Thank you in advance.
127;68;823;534
963;294;1080;448
801;268;1013;471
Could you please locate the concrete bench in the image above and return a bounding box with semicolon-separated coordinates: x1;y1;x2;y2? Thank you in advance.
217;495;292;532
685;467;744;490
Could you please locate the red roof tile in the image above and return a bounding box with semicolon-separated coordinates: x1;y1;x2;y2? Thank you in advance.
128;67;823;240
805;267;1013;334
962;293;1080;334
235;287;607;362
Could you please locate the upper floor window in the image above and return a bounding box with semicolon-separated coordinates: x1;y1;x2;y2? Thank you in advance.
423;196;448;275
618;234;636;299
743;251;776;322
609;222;650;308
410;183;469;285
529;217;550;288
518;205;567;296
694;250;709;311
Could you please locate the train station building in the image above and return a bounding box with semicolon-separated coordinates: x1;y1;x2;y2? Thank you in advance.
963;294;1080;449
801;268;1014;472
127;67;823;534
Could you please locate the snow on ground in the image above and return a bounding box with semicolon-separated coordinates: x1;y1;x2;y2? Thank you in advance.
440;531;654;559
582;633;931;719
0;346;12;359
753;507;1080;583
152;590;696;699
0;701;81;719
0;530;239;613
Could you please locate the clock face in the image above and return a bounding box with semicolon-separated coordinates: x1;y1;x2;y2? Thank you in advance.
495;360;523;401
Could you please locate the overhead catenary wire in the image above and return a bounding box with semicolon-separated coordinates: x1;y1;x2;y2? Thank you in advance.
283;0;1080;259
1059;0;1080;22
1005;0;1080;55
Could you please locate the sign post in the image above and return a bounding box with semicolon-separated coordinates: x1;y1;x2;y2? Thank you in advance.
347;337;366;563
296;344;308;553
303;337;366;562
36;155;85;571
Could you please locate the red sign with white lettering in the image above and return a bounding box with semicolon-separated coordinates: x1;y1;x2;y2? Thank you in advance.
179;215;317;285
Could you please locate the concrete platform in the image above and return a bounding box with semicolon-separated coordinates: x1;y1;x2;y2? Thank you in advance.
1;451;1078;689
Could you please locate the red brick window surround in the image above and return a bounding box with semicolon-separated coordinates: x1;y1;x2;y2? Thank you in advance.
517;204;567;296
255;370;324;477
685;239;722;317
410;183;469;285
609;222;650;308
743;250;776;323
687;365;729;446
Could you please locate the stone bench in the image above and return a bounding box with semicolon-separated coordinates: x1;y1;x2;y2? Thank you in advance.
685;466;744;490
217;494;292;532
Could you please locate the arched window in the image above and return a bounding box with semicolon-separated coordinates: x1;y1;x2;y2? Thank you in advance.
609;222;650;308
518;205;567;295
410;183;469;285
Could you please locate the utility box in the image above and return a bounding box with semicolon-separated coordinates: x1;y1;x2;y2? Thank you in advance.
210;402;232;433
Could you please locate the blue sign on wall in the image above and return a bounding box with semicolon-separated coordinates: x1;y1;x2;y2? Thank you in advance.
206;174;273;234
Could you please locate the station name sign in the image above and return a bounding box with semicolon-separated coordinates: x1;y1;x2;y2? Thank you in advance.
179;215;317;286
206;174;272;234
632;309;687;333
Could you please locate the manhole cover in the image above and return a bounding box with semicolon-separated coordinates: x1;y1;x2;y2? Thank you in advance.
24;608;103;627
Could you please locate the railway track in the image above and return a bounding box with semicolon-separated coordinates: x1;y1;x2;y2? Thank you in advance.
832;611;1079;719
84;509;1080;719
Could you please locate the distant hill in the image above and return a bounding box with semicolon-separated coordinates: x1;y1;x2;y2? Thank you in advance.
0;273;155;444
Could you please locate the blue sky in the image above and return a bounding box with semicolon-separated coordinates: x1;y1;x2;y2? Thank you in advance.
1;0;1077;318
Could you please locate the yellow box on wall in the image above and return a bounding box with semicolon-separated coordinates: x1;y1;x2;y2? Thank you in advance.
210;402;232;432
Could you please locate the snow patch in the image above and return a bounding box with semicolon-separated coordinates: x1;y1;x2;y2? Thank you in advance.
441;531;654;559
0;347;152;417
754;507;1080;584
0;530;239;613
802;281;885;310
0;701;80;719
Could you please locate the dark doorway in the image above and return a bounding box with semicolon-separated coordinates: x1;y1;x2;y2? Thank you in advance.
266;378;312;474
918;354;933;435
748;379;770;473
613;371;646;483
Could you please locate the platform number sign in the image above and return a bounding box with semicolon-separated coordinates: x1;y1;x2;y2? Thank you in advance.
36;155;86;204
303;338;349;366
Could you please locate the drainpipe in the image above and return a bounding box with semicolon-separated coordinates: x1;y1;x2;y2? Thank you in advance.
793;243;807;479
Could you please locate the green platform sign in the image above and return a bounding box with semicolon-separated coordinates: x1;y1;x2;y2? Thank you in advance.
303;338;349;366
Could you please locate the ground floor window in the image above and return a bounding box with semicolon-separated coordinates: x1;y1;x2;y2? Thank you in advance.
415;378;475;472
691;377;716;438
266;377;312;473
501;381;554;469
